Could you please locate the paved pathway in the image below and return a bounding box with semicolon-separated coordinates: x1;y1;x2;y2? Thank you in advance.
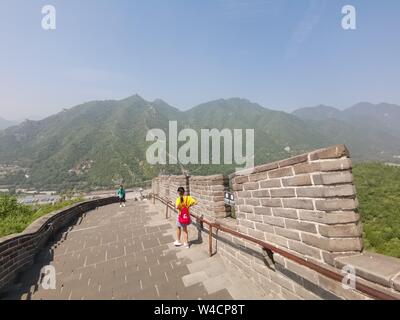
2;200;275;300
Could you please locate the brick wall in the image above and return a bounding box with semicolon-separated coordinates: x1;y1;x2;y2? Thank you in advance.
233;144;362;265
152;144;400;299
0;197;118;294
152;174;229;219
214;144;400;299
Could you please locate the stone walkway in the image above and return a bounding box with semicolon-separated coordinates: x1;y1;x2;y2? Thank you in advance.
1;200;275;300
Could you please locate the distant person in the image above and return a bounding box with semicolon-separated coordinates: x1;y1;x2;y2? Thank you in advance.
117;185;126;208
174;187;197;249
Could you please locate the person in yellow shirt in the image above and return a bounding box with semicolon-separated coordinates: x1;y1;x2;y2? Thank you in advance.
174;187;197;248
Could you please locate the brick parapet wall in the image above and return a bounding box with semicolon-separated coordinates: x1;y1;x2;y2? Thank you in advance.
152;174;230;219
232;144;363;265
0;197;118;294
152;144;400;299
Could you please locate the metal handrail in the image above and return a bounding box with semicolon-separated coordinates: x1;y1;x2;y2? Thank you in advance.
151;193;398;300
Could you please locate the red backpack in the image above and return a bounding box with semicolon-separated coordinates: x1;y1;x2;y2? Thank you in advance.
178;198;192;225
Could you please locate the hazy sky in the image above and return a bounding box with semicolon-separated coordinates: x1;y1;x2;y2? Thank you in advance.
1;0;400;120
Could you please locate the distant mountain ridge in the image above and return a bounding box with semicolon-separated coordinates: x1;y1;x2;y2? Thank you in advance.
0;117;18;130
1;95;399;191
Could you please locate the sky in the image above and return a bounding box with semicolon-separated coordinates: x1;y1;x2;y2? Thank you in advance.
0;0;400;120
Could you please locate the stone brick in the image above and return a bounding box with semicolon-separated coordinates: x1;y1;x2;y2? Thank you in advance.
317;275;369;300
245;198;261;206
255;222;274;234
273;253;286;267
236;213;246;220
272;208;298;219
318;223;362;238
253;162;279;173
293;163;320;175
278;154;309;168
238;220;255;229
260;198;282;208
234;176;249;185
248;228;266;241
252;190;270;198
318;158;352;172
295;187;325;198
288;240;322;260
309;145;349;161
270;273;295;292
264;233;289;248
282;175;312;187
262;216;285;228
285;219;317;234
233;184;243;192
285;260;319;284
302;233;363;252
249;171;269;182
243;182;259;191
283;199;314;210
260;179;282;189
296;185;356;199
237;191;252;198
293;284;322;300
249;214;264;223
298;210;360;225
314;199;358;211
254;207;272;216
274;227;301;241
270;188;296;198
312;172;354;185
268;167;294;179
300;233;330;251
321;251;359;267
238;205;254;214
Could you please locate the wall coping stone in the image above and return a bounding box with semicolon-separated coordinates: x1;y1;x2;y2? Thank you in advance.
235;144;349;177
334;252;400;291
0;200;106;245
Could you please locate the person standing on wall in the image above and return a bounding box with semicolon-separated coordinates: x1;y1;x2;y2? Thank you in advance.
174;187;197;249
117;184;126;208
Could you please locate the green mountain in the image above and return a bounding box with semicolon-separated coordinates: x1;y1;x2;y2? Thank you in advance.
0;117;18;130
1;96;400;191
293;103;400;160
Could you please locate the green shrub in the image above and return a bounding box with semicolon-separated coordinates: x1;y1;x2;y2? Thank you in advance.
0;194;83;238
353;163;400;258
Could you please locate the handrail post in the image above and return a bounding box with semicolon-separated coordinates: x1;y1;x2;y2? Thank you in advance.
208;225;213;257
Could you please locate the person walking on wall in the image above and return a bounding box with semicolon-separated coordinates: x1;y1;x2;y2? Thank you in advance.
174;187;197;249
117;184;126;208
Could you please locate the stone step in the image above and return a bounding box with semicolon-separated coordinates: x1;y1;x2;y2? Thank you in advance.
182;271;209;287
202;273;233;295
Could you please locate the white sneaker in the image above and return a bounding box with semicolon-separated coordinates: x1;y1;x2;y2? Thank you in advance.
183;243;190;249
174;241;182;247
120;205;122;208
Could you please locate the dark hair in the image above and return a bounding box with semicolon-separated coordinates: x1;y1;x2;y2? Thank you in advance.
177;187;185;203
177;187;185;194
